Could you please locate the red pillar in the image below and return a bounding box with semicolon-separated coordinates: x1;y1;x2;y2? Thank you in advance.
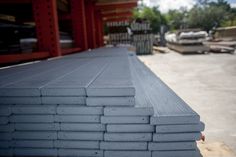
95;11;102;47
70;0;88;50
85;0;97;49
100;19;104;46
32;0;61;57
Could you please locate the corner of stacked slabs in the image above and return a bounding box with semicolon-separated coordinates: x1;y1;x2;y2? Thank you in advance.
0;47;204;157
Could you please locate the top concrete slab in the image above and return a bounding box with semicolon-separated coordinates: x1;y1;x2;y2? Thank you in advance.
0;47;135;97
41;58;110;96
0;59;90;97
63;47;129;59
86;49;135;97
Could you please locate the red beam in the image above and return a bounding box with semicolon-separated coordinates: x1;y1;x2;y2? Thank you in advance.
62;47;82;55
96;1;137;11
32;0;61;57
103;17;132;22
101;8;133;14
59;14;71;21
0;0;31;3
0;52;49;64
102;11;133;18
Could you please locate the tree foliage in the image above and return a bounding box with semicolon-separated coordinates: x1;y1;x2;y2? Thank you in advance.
133;6;166;33
133;0;236;32
188;0;231;31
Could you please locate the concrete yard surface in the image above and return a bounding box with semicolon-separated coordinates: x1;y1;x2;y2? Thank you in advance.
139;52;236;157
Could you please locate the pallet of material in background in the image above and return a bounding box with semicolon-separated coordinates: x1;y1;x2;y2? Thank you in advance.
204;41;236;53
167;43;209;54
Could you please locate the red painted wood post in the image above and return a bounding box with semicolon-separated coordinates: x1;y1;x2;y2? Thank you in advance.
85;0;97;49
32;0;61;57
70;0;88;50
95;11;102;47
100;19;105;46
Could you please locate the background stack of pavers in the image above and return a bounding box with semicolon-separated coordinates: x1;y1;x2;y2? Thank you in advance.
0;47;204;157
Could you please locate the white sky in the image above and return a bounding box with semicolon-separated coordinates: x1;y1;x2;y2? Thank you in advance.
142;0;196;13
231;3;236;8
142;0;236;13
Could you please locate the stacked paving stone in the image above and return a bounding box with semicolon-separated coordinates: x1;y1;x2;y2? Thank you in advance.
129;56;204;157
0;47;204;157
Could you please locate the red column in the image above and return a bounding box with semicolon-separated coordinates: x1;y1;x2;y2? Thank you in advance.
32;0;61;57
70;0;88;50
95;11;102;47
100;19;104;46
85;0;97;49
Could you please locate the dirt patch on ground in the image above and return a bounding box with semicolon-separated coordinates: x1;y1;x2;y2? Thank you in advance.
198;142;236;157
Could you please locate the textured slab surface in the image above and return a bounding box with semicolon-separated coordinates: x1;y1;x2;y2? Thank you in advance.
0;133;12;140
14;148;57;156
42;58;109;97
150;115;200;125
87;57;135;97
100;142;147;150
60;123;105;131
152;150;200;157
0;97;41;105
0;59;90;97
104;107;153;116
101;116;149;124
0;59;77;86
13;132;57;140
0;106;11;116
148;142;197;150
105;151;151;157
0;149;12;156
0;141;12;148
129;56;200;124
153;132;201;141
156;122;205;133
54;140;99;149
0;117;8;124
58;149;103;157
104;133;152;142
12;105;56;114
0;124;14;132
42;96;86;105
107;124;154;133
13;140;54;148
58;132;103;141
57;105;103;115
86;97;135;106
14;123;59;131
10;115;54;123
55;115;100;123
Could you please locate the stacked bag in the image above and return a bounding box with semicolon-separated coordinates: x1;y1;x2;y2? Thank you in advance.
165;30;209;54
0;47;204;157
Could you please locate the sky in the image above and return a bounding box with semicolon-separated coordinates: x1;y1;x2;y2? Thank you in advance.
142;0;236;13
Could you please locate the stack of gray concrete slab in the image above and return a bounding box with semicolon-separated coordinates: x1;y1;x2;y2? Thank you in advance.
0;47;204;157
129;55;204;157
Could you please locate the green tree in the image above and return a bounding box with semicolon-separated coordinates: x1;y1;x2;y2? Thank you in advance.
164;8;187;30
187;0;233;31
132;6;167;33
133;0;236;32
